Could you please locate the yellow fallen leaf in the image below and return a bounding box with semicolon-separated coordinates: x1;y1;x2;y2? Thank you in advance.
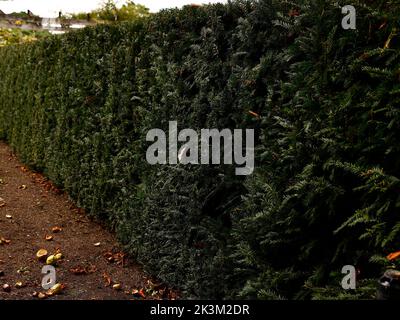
112;283;122;291
54;253;63;261
46;255;56;265
36;249;48;261
46;283;63;296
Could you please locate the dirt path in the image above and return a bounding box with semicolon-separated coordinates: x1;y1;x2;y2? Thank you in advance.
0;141;177;300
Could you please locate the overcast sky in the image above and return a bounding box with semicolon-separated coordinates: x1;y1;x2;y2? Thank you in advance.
0;0;228;17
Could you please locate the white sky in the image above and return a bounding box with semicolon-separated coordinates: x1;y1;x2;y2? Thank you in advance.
0;0;227;17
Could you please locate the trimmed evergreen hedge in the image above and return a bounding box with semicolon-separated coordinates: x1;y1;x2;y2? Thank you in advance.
1;0;400;299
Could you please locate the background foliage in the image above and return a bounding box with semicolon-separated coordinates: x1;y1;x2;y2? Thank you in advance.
0;28;50;46
69;0;150;22
1;0;400;299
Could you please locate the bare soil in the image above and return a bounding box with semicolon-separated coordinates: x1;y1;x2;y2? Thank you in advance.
0;141;178;300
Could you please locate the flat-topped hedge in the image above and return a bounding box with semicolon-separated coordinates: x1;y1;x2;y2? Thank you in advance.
1;0;400;299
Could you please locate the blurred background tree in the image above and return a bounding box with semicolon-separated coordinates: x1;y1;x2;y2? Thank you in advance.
70;0;150;22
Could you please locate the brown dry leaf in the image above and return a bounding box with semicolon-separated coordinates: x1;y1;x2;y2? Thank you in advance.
103;251;126;266
52;226;62;233
86;264;97;274
70;266;87;275
0;197;5;208
103;272;112;287
387;250;400;261
46;283;64;296
19;166;29;173
38;292;47;299
0;237;11;245
70;264;96;275
248;110;260;118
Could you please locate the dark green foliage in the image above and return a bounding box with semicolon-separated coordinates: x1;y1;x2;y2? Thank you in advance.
1;0;400;299
231;0;400;299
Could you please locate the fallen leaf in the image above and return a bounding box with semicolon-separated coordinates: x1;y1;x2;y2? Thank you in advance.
0;237;11;245
2;284;11;292
112;284;122;291
70;264;96;275
132;288;147;298
52;226;62;233
54;253;63;261
132;289;140;297
103;272;112;287
70;266;87;275
36;249;48;261
19;166;29;173
45;235;53;241
46;283;64;296
387;250;400;261
87;264;97;273
248;110;260;118
38;292;47;299
15;281;25;289
17;266;30;274
103;251;126;266
46;255;56;265
139;288;146;298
